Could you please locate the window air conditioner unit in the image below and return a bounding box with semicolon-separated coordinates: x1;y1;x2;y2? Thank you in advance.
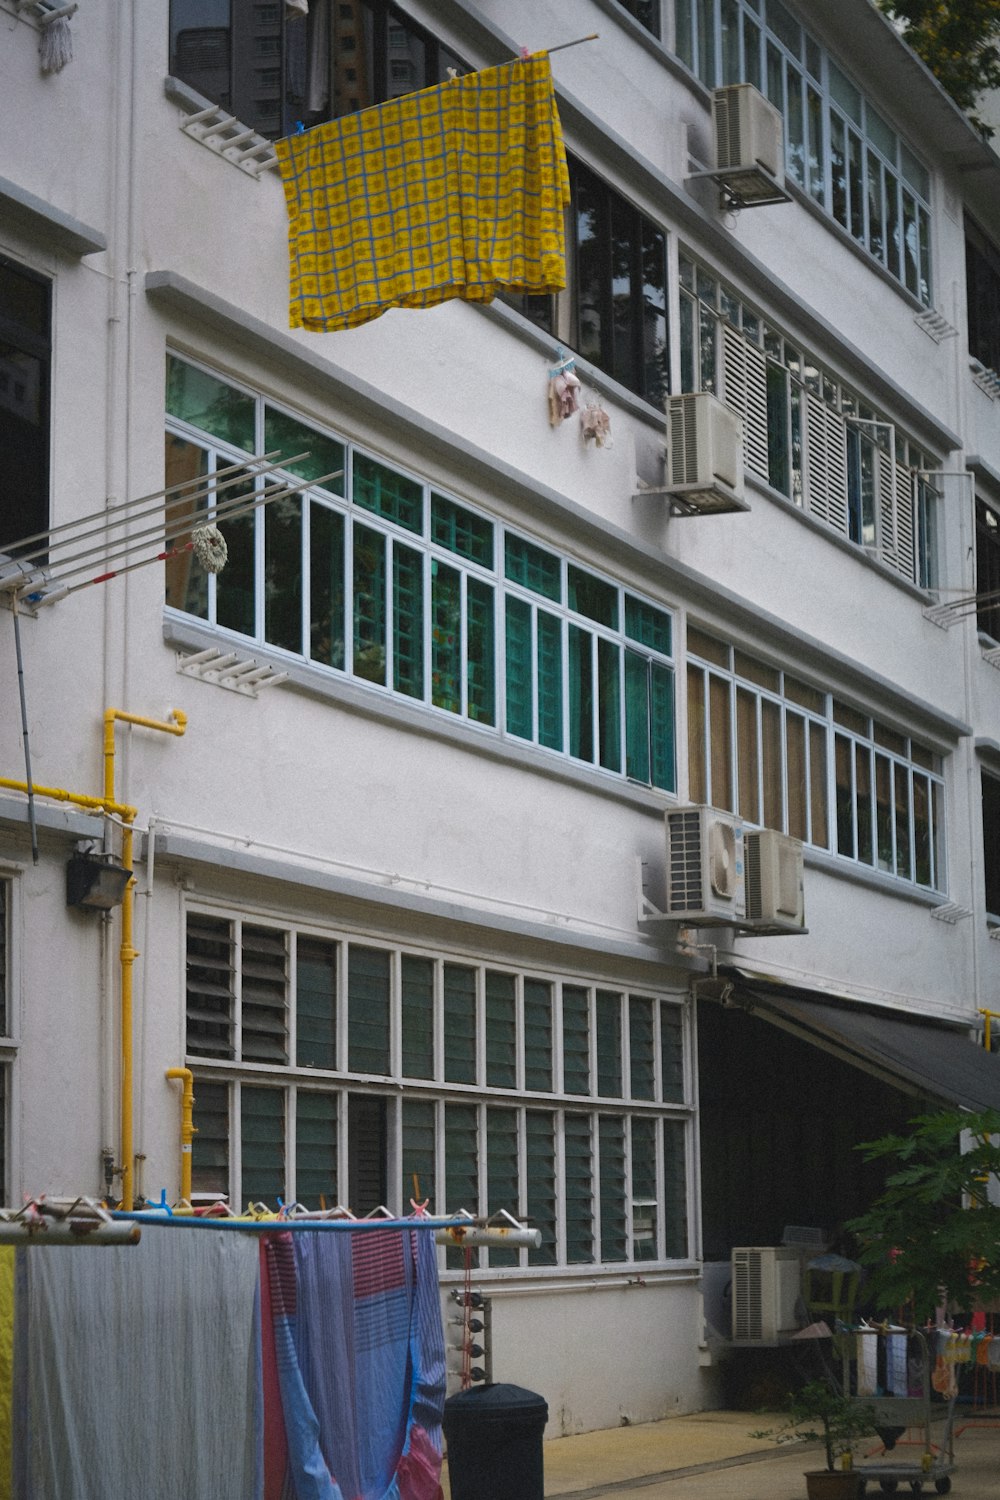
664;805;746;924
742;828;806;934
711;84;790;208
663;393;748;516
731;1245;801;1343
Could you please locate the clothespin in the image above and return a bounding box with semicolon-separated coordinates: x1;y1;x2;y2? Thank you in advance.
519;45;531;59
549;346;576;378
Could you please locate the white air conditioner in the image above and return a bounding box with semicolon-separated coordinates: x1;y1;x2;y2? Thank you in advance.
731;1245;801;1343
663;393;748;516
664;806;746;924
711;84;790;207
742;828;806;933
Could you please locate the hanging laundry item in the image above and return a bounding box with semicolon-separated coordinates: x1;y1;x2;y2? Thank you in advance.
264;1225;446;1500
12;1230;262;1500
275;53;570;331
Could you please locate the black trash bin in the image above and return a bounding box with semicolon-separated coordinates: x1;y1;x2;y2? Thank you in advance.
443;1382;548;1500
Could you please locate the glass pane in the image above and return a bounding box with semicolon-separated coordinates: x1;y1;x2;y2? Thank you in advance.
569;625;594;764
241;1085;284;1209
709;674;733;811
186;914;234;1059
687;664;707;805
641;221;669;404
296;936;337;1070
562;986;590;1095
855;742;873;864
573;164;605;369
264;493;302;653
810;721;829;848
296;1091;337;1209
505;596;533;739
835;733;854;856
264;406;344;491
486;1108;520;1266
629;997;655;1100
625;651;651;786
352;454;423;532
786;712;807;842
830;115;847;228
164;438;209;617
526;1111;557;1265
660;1004;684;1103
353;523;387;685
766;362;790;495
166;357;255;451
895;763;912;881
736;688;760;824
564;1113;594;1263
598;1116;627;1262
402;1098;436;1211
443;963;477;1084
467;579;495;726
310;504;345;668
401;954;434;1080
867;151;885;262
829;62;861;124
598;639;621;773
432;560;462;713
663;1118;688;1258
875;753;893;872
215;467;256;638
596;991;622;1097
347;945;390;1074
610;193;637;393
650;664;675;791
537;611;563;750
625;596;671;654
191;1080;229;1199
568;565;618;628
486;971;517;1088
762;699;783;830
786;68;805;187
914;773;932;887
524;979;552;1092
505;533;561;600
393;542;424;699
631;1117;658;1260
430;494;493;566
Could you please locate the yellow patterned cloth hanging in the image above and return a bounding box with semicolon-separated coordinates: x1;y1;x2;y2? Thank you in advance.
275;53;570;332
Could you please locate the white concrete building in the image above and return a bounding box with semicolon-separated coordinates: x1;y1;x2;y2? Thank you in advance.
2;0;1000;1433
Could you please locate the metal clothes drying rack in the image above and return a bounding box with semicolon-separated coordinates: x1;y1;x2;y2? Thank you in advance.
845;1327;956;1496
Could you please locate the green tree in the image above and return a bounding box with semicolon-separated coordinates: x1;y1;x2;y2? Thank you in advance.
847;1108;1000;1321
876;2;1000;133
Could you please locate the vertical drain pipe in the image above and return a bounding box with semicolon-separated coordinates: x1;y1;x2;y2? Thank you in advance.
165;1067;195;1202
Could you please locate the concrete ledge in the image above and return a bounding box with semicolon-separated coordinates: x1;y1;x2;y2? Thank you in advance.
0;175;105;258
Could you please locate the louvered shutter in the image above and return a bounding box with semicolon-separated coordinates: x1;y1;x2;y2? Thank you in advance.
878;447;917;581
721;325;769;480
804;394;849;535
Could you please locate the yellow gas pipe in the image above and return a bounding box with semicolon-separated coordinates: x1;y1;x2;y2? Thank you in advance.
103;709;187;1209
165;1067;195;1203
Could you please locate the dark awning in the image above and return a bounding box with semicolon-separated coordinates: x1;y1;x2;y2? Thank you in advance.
722;972;1000;1113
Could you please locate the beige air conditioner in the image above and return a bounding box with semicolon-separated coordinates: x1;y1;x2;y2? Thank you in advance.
710;84;790;208
742;828;807;934
663;393;748;516
664;806;746;923
731;1245;801;1343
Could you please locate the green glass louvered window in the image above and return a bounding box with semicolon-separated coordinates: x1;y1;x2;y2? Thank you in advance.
485;971;517;1087
445;1102;479;1268
523;979;552;1092
191;1079;229;1198
631;1116;658;1261
562;986;590;1095
663;1118;689;1259
401;955;435;1079
526;1110;557;1266
296;936;337;1070
241;1085;285;1208
564;1113;594;1263
186;914;234;1059
596;990;622;1097
599;1116;627;1262
486;1108;520;1266
444;963;477;1083
296;1090;337;1208
347;945;390;1074
402;1098;436;1208
660;1004;685;1102
629;998;655;1100
241;925;288;1065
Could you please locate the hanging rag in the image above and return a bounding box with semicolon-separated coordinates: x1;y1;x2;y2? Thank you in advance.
39;17;73;75
264;1224;445;1500
14;1229;262;1500
887;1333;908;1396
275;53;570;332
857;1332;878;1395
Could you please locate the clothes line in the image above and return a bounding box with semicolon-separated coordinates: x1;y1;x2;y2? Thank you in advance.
112;1206;543;1248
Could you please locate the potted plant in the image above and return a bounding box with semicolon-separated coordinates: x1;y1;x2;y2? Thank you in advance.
752;1378;880;1500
